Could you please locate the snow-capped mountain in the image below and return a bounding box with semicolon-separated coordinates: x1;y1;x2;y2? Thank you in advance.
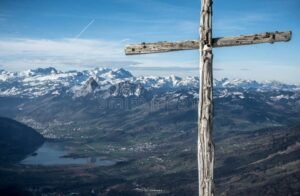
0;67;135;98
0;67;299;99
1;67;300;140
20;67;58;77
72;77;100;98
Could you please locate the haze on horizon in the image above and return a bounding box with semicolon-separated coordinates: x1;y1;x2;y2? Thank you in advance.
0;0;299;84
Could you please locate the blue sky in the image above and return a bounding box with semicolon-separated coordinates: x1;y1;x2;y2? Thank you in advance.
0;0;299;83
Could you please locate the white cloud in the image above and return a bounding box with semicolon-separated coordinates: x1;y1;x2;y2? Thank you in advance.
120;38;132;43
0;38;140;71
0;38;200;71
0;38;121;57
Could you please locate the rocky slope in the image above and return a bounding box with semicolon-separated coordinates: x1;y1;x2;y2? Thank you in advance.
0;117;44;163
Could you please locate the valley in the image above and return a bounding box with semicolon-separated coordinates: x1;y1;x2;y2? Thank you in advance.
0;124;299;195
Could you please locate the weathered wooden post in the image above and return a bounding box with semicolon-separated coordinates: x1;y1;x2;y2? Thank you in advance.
198;0;214;195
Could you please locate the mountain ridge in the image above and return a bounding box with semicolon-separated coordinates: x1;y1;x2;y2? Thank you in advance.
0;67;299;98
0;117;44;163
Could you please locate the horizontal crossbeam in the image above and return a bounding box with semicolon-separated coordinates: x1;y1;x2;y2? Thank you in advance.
125;31;291;55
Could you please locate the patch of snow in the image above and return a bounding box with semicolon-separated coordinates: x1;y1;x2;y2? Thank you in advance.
271;94;290;101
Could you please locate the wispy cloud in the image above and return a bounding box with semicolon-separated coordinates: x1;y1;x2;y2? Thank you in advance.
0;38;196;71
0;38;138;70
120;38;131;43
0;38;121;57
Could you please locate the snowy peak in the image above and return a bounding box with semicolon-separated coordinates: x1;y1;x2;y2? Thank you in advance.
83;77;99;91
0;70;16;81
135;75;198;90
109;81;145;97
214;78;298;91
84;68;133;80
215;78;260;89
72;77;99;98
20;67;58;77
112;68;133;78
99;68;133;79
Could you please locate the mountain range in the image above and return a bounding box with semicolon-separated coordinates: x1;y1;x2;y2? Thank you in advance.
1;67;299;139
0;67;299;98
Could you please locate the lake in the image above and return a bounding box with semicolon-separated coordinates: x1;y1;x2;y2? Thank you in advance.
21;142;118;166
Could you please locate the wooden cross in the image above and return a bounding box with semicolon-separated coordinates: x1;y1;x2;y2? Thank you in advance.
124;0;292;195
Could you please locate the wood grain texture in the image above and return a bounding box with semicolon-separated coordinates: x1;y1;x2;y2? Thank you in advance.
198;0;214;196
125;31;291;55
213;31;291;48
